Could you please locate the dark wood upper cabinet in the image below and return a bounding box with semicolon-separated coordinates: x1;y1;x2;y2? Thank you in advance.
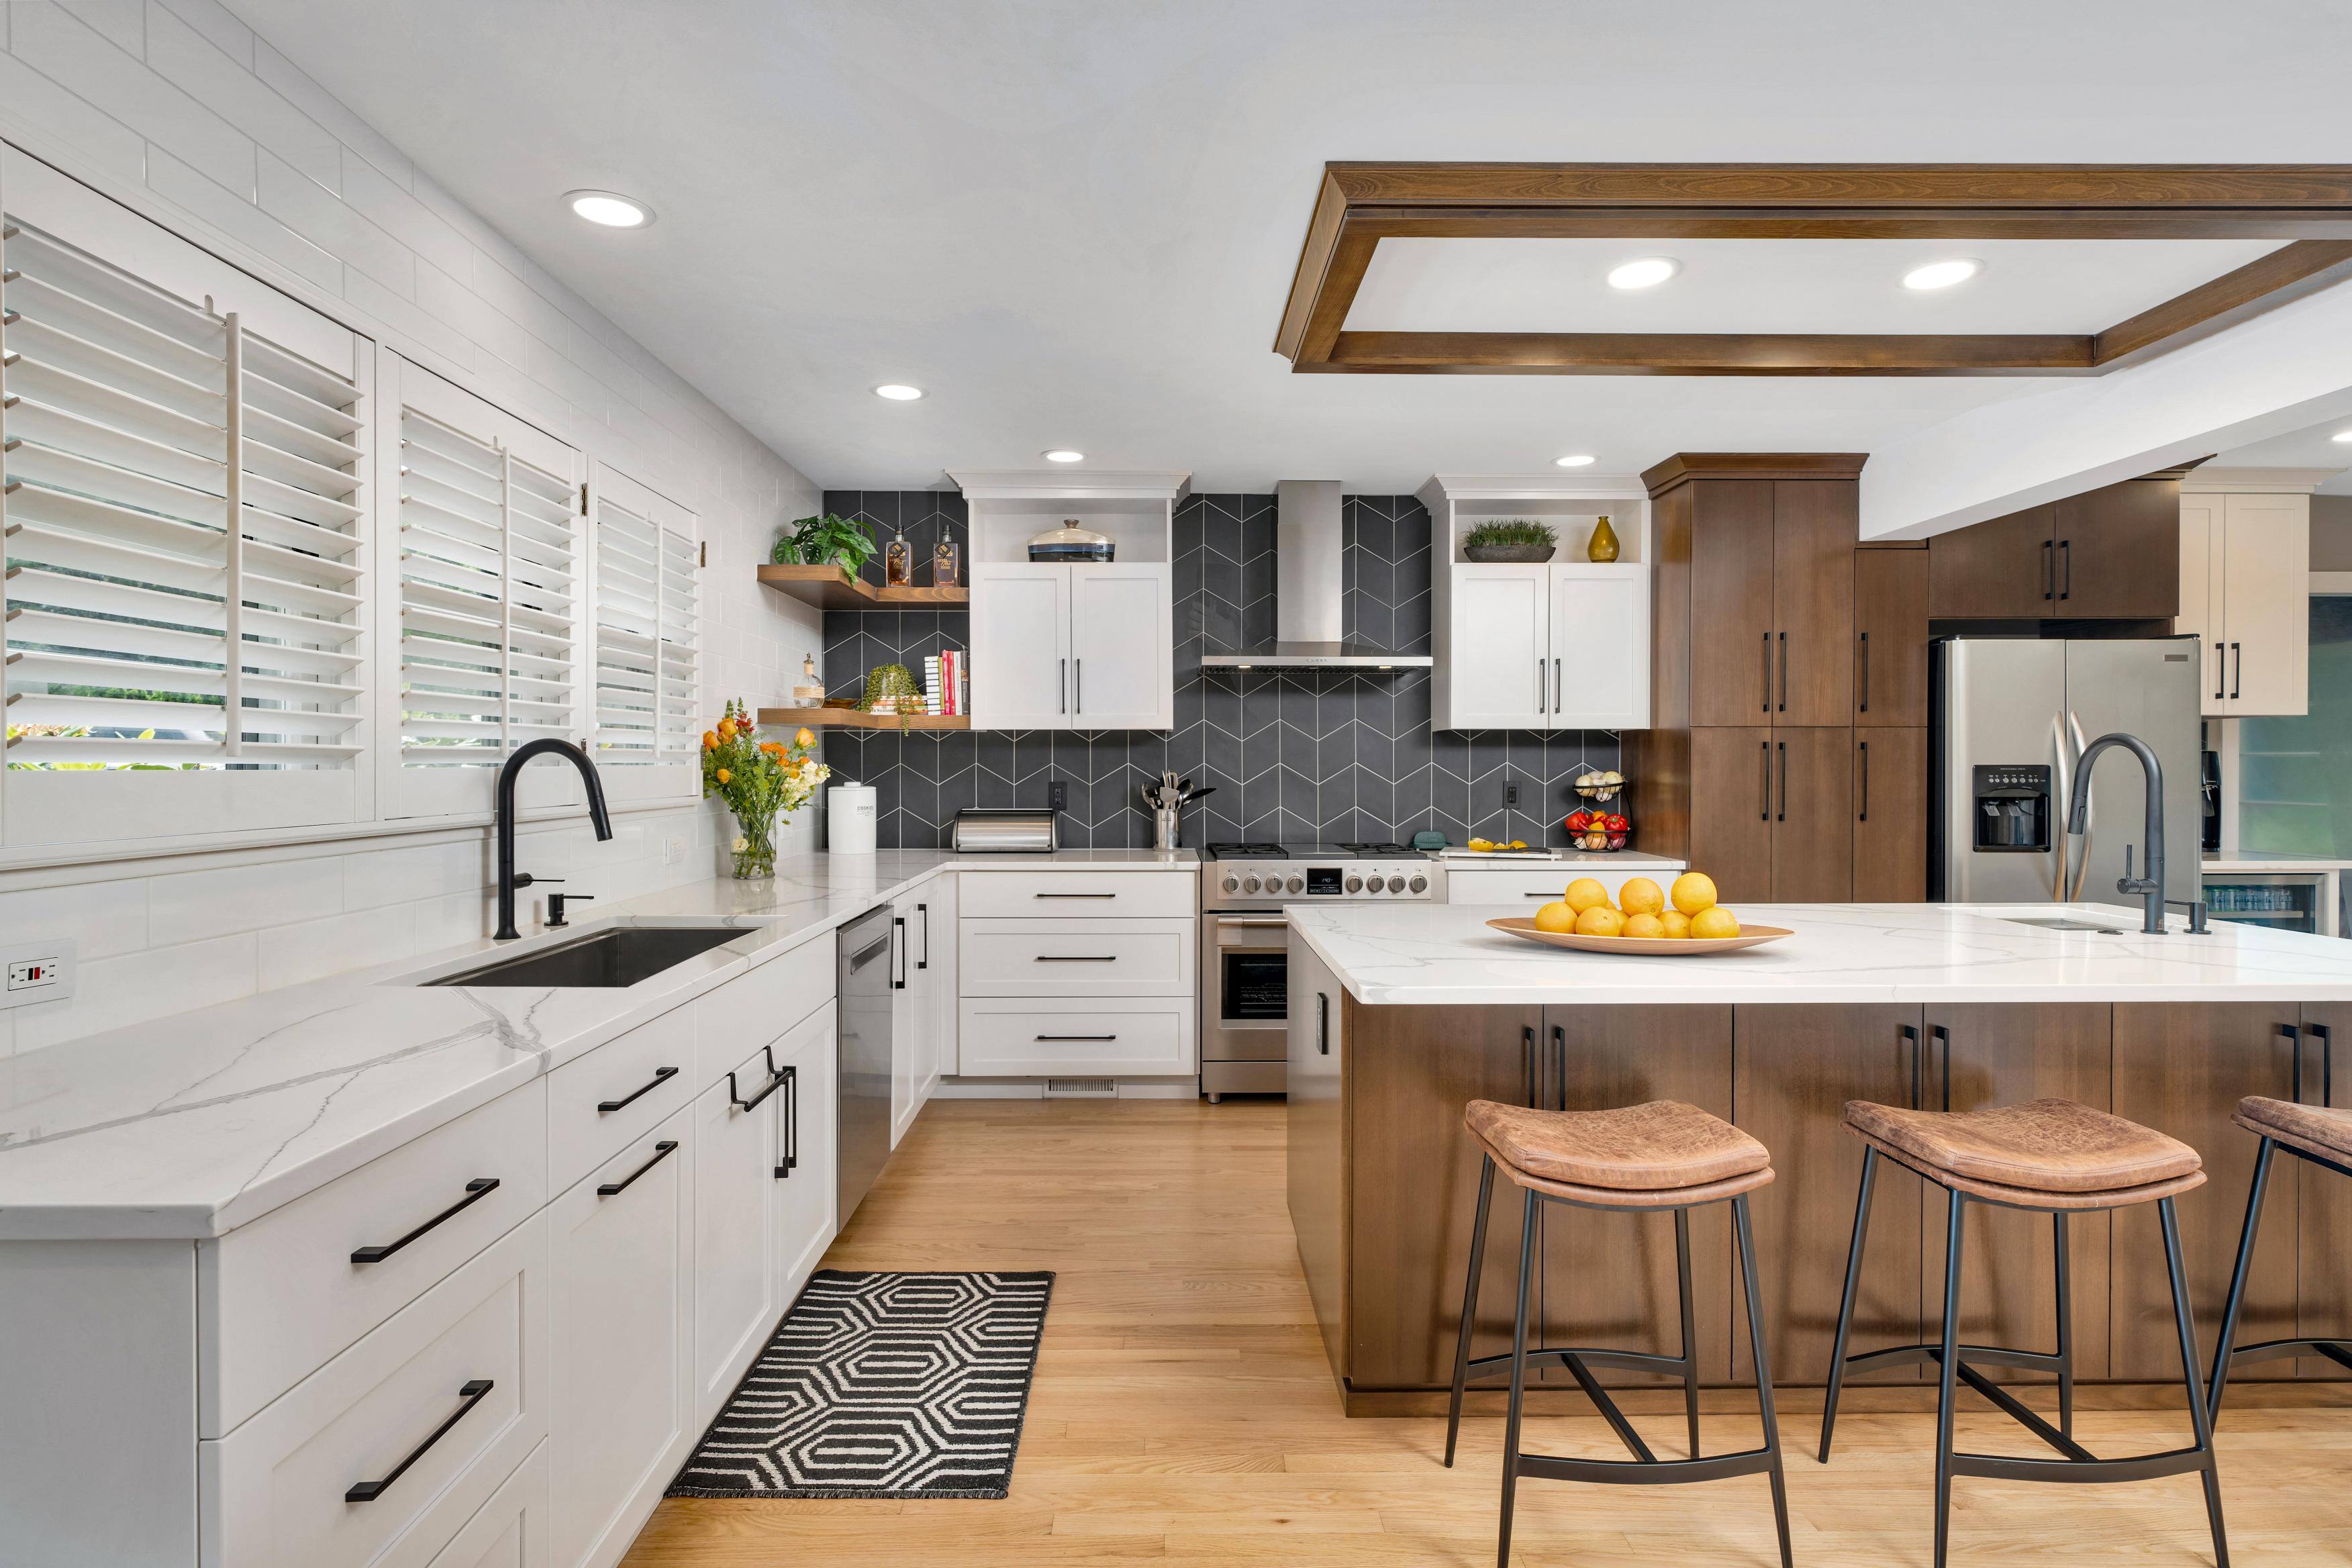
2052;478;2179;620
1929;503;2054;618
1772;481;1858;726
1853;728;1927;902
1854;548;1929;727
1687;481;1777;727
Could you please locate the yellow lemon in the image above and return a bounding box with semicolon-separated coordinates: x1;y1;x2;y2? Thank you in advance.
1565;877;1610;914
1659;910;1694;940
1622;912;1665;939
1619;877;1665;916
1468;837;1493;851
1532;900;1577;934
1671;871;1719;915
1691;905;1741;940
1575;904;1626;937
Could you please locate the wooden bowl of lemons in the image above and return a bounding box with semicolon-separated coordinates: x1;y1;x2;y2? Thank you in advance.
1487;872;1792;956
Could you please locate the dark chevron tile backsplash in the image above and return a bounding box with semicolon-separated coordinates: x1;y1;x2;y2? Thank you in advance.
816;490;1622;850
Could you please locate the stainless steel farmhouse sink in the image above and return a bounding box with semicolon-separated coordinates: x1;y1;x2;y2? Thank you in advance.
424;925;748;988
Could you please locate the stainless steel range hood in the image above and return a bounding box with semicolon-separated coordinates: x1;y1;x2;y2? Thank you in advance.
1198;479;1433;669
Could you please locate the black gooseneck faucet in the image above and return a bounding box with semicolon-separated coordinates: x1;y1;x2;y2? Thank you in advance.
494;738;614;940
2066;731;2166;935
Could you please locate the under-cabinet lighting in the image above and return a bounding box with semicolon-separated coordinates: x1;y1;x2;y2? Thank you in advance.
567;190;652;228
1902;258;1983;291
1606;257;1679;290
1043;450;1085;462
1555;454;1597;468
874;385;924;401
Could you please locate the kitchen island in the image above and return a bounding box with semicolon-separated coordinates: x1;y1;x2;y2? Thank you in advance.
1283;900;2352;1415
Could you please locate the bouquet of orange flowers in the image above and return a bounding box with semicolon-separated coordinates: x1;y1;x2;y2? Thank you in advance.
701;699;828;877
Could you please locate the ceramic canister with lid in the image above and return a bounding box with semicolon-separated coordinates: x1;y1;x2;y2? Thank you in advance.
827;782;877;854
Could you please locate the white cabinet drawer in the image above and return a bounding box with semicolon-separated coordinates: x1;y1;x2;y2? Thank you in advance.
957;918;1194;997
1444;863;1685;905
958;997;1195;1076
546;1006;695;1195
420;1440;546;1568
201;1215;547;1568
957;869;1193;920
692;929;834;1089
201;1081;548;1438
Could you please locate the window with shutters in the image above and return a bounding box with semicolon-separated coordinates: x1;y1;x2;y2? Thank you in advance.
590;462;699;799
386;356;584;819
0;150;371;846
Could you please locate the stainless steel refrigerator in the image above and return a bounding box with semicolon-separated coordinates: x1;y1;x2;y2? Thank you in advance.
1930;637;2202;908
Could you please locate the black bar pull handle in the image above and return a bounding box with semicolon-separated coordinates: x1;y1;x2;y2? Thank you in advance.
2214;641;2226;701
728;1046;790;1112
1931;1023;1952;1110
2043;537;2055;601
2058;539;2071;600
1035;953;1118;962
2313;1022;2336;1108
598;1139;679;1197
2231;642;2243;701
1318;991;1331;1057
1777;630;1787;713
892;916;907;990
1759;740;1770;822
1075;658;1082;715
1038;1033;1119;1042
1761;632;1771;713
917;902;929;970
1551;1024;1567;1112
1776;740;1787;822
775;1066;800;1179
1900;1023;1921;1108
1858;740;1869;824
350;1179;499;1265
1521;1023;1536;1106
345;1379;494;1502
1034;891;1116;899
1858;630;1869;714
596;1065;678;1114
2282;1022;2304;1103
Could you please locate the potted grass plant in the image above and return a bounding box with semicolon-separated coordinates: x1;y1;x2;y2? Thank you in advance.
1462;519;1558;563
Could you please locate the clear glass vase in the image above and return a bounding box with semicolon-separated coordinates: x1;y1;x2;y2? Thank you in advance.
732;811;777;879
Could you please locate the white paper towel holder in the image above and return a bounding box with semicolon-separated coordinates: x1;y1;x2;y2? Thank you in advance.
827;781;877;855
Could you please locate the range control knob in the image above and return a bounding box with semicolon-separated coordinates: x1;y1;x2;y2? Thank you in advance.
1222;875;1240;894
1345;875;1363;893
1242;875;1262;894
1409;873;1428;894
1286;875;1305;893
1387;874;1408;893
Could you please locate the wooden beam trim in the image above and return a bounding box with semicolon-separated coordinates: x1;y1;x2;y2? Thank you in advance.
2092;240;2352;365
1347;209;2352;241
1295;224;1380;366
1273;169;1351;360
1325;331;2096;375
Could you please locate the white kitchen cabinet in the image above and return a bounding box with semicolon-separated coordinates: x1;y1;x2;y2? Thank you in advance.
969;562;1172;730
2180;488;2310;717
969;563;1071;728
917;874;957;1091
690;1043;784;1430
1549;567;1647;730
889;883;938;1146
423;1441;549;1568
1442;858;1687;907
1444;567;1549;728
548;1109;694;1568
771;1010;838;1306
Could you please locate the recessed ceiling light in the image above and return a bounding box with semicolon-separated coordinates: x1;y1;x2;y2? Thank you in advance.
1555;454;1597;468
873;384;924;401
1043;449;1085;463
1606;256;1679;290
2333;429;2352;444
1903;258;1983;291
566;189;652;228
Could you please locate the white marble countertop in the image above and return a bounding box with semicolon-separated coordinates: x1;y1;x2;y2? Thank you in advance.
0;847;1193;1242
1438;849;1686;870
1289;899;2352;1008
2201;854;2352;874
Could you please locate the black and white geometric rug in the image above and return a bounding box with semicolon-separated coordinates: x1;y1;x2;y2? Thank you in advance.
667;1270;1055;1500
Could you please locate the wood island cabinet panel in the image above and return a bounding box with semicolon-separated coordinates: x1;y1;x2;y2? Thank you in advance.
2052;479;2178;621
1922;1005;2114;1382
1733;1005;1926;1386
1770;728;1854;903
1853;728;1928;903
1688;481;1777;728
1689;726;1773;904
1929;504;2053;620
1540;1008;1736;1385
2297;1003;2352;1379
1347;1002;1543;1389
1771;481;1858;727
2110;1002;2302;1381
1854;547;1929;728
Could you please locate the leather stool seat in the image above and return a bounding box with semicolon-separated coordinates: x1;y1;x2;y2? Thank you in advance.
1844;1096;2205;1208
1465;1097;1775;1209
2234;1095;2352;1166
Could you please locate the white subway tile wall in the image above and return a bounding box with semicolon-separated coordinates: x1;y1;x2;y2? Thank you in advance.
0;0;828;1052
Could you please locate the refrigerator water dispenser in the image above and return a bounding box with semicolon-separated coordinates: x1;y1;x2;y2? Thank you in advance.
1973;765;2053;853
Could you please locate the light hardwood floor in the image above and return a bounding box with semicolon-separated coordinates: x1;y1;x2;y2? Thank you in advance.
622;1097;2352;1567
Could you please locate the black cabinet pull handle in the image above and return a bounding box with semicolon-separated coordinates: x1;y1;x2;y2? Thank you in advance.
1035;891;1116;899
345;1379;494;1502
2312;1022;2337;1108
892;916;907;990
2214;641;2226;701
1759;740;1770;821
728;1046;790;1112
1035;954;1117;962
1858;630;1869;714
1761;632;1771;714
1931;1023;1952;1110
917;902;929;970
1550;1024;1567;1112
1059;656;1067;715
350;1178;499;1265
2281;1022;2304;1103
2057;539;2071;600
1521;1023;1536;1106
1775;740;1787;822
1859;740;1869;824
596;1065;677;1114
1037;1033;1119;1041
598;1139;679;1197
1777;630;1787;713
1900;1023;1920;1108
1318;991;1332;1057
1553;656;1562;716
2043;537;2055;601
775;1065;799;1179
2231;642;2242;701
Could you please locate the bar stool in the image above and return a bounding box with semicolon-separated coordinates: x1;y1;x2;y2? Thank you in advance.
1443;1097;1792;1568
2210;1092;2352;1416
1817;1097;2226;1568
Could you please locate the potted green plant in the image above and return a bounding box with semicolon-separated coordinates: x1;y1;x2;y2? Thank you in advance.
772;513;879;575
1463;519;1558;563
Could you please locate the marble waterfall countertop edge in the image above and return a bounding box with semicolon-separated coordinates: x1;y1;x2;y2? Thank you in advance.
0;848;1195;1242
1287;900;2352;1009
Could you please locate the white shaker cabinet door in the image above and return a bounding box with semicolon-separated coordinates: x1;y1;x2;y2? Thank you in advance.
1548;567;1648;730
771;1010;838;1310
924;873;958;1085
889;889;927;1147
548;1110;694;1568
970;563;1071;729
1069;564;1173;730
1441;566;1549;730
689;1044;784;1430
2220;492;2309;716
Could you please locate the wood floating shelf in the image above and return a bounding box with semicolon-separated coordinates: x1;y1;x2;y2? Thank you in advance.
756;565;969;612
756;706;971;731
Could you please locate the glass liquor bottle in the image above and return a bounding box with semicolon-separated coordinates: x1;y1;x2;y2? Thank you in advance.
883;531;911;587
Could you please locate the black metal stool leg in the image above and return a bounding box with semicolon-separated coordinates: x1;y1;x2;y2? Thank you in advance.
1447;1155;1499;1467
1817;1145;1880;1463
2161;1196;2232;1568
1675;1205;1702;1460
2206;1136;2276;1428
1734;1195;1794;1568
1933;1189;1966;1568
2053;1210;2074;1442
1497;1186;1538;1568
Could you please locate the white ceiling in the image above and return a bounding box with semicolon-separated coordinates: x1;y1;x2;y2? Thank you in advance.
1347;238;2290;335
2210;415;2352;493
224;0;2352;493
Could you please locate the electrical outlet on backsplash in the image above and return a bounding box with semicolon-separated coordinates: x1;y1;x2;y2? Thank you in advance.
818;490;1623;849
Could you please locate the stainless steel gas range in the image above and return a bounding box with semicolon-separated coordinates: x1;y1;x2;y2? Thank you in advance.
1198;842;1442;1101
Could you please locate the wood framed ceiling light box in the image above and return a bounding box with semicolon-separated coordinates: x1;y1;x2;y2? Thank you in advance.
1273;164;2352;376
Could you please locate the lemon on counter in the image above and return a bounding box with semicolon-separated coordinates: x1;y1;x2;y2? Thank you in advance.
1659;910;1694;940
1533;900;1577;933
1622;912;1665;939
1691;905;1741;939
1575;904;1626;937
1619;877;1665;916
1467;837;1494;851
1565;877;1610;914
1671;872;1719;915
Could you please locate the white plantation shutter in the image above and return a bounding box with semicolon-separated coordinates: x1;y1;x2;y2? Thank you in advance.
656;523;698;764
589;464;698;797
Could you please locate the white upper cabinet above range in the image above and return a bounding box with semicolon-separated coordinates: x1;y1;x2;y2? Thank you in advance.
956;470;1187;731
1419;474;1652;732
2178;473;2316;718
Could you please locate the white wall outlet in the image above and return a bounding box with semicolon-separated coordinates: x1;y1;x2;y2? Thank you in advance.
663;835;687;865
0;938;76;1010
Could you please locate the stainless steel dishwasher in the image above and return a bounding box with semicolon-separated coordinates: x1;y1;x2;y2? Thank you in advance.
835;905;895;1222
